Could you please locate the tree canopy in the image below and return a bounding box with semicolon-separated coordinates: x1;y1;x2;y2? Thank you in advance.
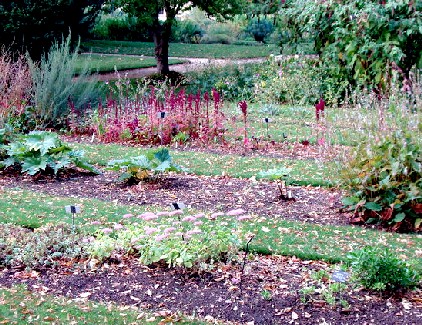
0;0;104;59
283;0;422;94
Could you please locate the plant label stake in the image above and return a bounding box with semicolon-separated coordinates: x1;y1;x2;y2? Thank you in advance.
331;270;350;283
171;202;186;210
157;111;167;145
263;117;270;138
65;205;81;226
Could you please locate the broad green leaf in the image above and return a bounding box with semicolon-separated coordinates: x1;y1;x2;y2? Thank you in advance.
25;131;59;156
341;196;360;207
365;202;382;212
21;156;48;175
392;212;406;223
74;159;102;175
154;160;171;172
154;148;171;163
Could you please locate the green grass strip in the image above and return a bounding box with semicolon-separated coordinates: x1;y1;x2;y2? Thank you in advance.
72;143;336;187
82;40;280;58
0;187;149;230
0;284;205;324
1;188;420;270
75;53;185;74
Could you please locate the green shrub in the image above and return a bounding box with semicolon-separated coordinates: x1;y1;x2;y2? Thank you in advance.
348;246;420;292
201;22;239;44
171;20;203;44
245;18;274;43
27;34;99;129
91;11;149;41
0;131;101;176
341;132;421;232
106;148;186;183
0;223;87;269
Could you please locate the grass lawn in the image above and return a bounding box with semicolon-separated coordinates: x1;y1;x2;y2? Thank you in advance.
75;53;186;74
71;142;336;187
82;40;280;58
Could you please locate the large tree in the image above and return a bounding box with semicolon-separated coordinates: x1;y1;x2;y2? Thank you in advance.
112;0;244;74
0;0;104;59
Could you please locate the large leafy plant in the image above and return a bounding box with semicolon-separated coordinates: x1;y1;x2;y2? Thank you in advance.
0;130;100;176
341;132;421;232
106;148;186;183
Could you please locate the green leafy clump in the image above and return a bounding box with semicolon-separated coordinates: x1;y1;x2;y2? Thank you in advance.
257;167;292;181
0;130;101;176
0;223;87;269
341;132;421;232
106;148;186;183
348;246;420;292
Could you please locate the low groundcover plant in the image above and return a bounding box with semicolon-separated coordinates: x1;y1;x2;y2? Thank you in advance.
87;208;253;269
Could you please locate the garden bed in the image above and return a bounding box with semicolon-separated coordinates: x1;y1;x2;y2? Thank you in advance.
0;254;421;324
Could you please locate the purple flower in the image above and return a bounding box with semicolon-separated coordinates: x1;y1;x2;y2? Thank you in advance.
194;221;203;226
164;227;176;234
186;229;202;236
210;212;224;219
144;227;159;235
237;215;252;221
182;216;196;222
168;210;183;216
113;223;124;230
193;213;205;219
226;208;246;216
155;234;168;242
156;211;170;216
91;221;102;225
122;214;133;219
101;228;113;234
138;212;158;221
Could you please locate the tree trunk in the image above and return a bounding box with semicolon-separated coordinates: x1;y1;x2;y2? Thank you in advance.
152;20;172;75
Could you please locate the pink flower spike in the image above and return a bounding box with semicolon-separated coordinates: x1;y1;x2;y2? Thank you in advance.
226;208;246;216
317;137;325;146
174;232;184;237
113;223;124;230
193;213;205;219
237;215;252;221
194;221;203;226
101;228;113;234
210;212;224;219
122;214;133;219
156;211;170;216
90;221;101;225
